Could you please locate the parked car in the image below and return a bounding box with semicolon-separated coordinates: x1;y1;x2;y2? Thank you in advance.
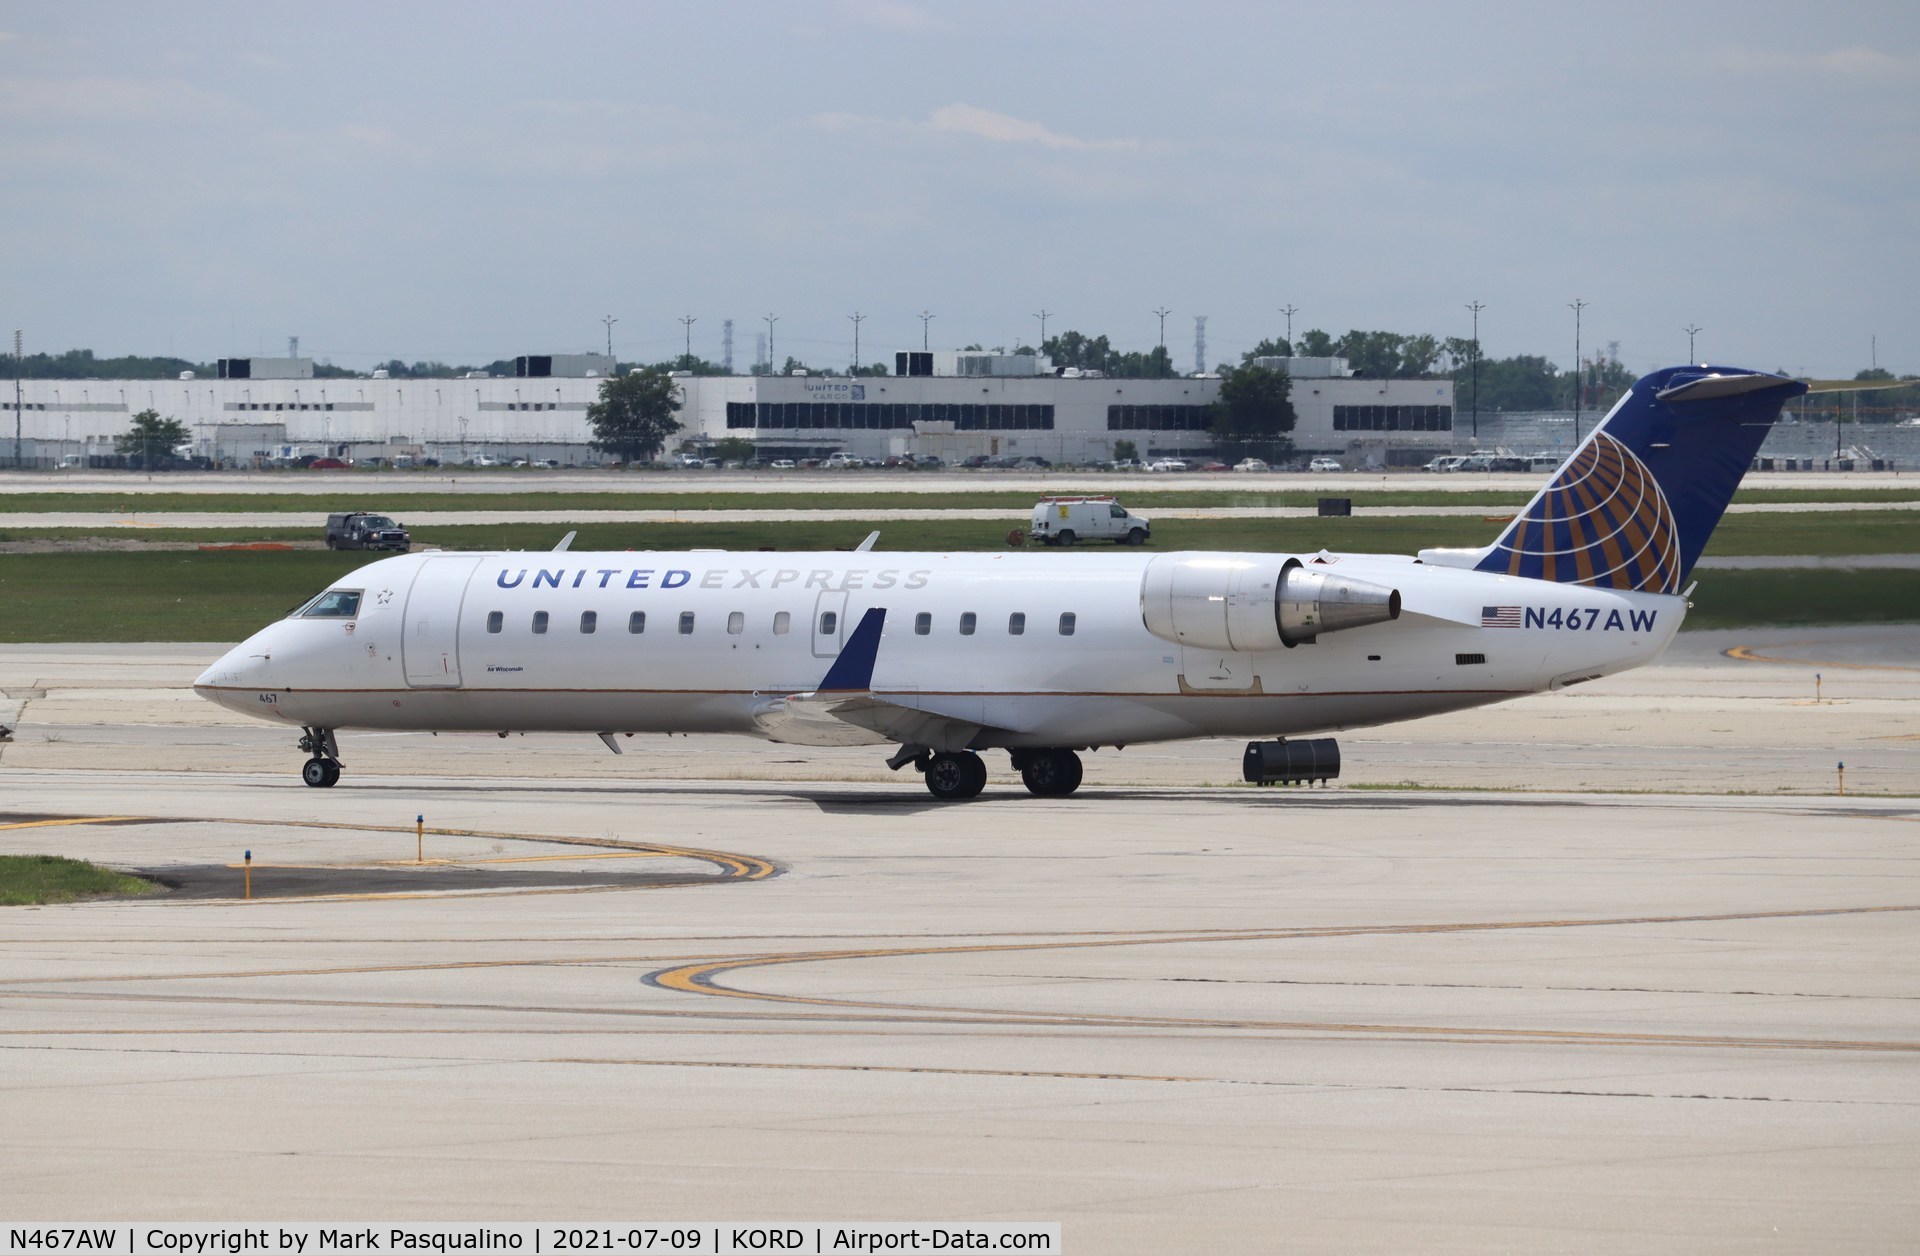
1109;458;1143;472
1308;457;1343;473
769;458;796;469
1422;455;1466;473
822;452;865;469
1199;461;1231;472
308;457;351;470
325;512;411;552
1232;458;1270;473
1030;495;1152;547
912;454;944;468
1147;458;1188;473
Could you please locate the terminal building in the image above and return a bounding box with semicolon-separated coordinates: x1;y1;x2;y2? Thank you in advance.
1;351;1457;468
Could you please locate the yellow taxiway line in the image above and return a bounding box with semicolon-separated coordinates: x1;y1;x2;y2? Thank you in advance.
1726;643;1919;672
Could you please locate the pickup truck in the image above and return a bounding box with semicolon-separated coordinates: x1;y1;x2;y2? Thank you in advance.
325;512;412;552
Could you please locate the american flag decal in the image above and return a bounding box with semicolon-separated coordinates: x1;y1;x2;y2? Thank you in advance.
1481;605;1522;628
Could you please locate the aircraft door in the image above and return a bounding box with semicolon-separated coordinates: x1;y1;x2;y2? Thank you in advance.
402;556;483;687
811;590;849;659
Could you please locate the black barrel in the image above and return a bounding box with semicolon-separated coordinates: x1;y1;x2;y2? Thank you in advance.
1242;738;1341;785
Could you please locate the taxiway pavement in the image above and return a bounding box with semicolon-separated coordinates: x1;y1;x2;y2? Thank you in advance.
0;632;1916;1251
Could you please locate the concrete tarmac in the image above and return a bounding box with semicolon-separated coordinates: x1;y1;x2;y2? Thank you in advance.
1;633;1917;1250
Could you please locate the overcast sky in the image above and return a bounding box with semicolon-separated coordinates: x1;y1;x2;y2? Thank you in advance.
2;1;1914;378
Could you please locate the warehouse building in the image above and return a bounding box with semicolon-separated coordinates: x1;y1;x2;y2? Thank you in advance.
1;351;1456;467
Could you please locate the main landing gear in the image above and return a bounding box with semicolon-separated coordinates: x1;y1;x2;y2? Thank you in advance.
297;727;343;788
908;748;1085;801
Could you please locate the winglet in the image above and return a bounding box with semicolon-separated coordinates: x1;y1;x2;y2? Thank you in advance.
817;608;887;692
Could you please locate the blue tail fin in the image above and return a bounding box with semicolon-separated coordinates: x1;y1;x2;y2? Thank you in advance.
1475;365;1807;592
817;607;887;692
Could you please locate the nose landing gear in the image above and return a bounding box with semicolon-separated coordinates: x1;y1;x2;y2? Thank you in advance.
297;727;343;788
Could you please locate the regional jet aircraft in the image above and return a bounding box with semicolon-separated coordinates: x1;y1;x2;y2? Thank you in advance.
195;365;1806;800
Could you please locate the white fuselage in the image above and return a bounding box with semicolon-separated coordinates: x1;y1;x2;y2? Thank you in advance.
194;548;1685;752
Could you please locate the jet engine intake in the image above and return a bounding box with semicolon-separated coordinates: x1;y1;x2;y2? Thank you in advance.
1140;554;1401;651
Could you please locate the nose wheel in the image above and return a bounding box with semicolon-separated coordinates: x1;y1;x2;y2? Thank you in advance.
297;727;343;788
302;757;341;788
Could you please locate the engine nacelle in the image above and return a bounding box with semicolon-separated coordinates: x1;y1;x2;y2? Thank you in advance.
1140;554;1401;651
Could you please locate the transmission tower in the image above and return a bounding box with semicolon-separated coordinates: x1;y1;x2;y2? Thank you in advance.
1193;315;1208;375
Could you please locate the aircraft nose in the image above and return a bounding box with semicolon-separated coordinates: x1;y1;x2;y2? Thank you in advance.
193;638;272;707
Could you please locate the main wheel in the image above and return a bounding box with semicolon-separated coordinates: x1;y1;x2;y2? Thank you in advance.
1021;749;1084;797
301;757;339;788
924;751;987;801
1125;527;1147;546
1057;529;1077;547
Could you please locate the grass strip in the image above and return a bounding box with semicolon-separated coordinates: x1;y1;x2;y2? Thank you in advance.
0;854;157;905
0;550;1912;642
2;509;1915;556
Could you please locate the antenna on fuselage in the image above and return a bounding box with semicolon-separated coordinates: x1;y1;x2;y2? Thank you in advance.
855;530;880;552
553;530;577;552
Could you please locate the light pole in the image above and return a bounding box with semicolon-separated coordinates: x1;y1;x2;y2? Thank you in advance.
763;314;779;371
602;315;618;362
12;330;21;470
847;312;865;374
1465;301;1485;442
919;311;934;352
1034;309;1050;348
1685;324;1702;363
1152;307;1170;376
678;315;697;364
1278;304;1298;353
1569;298;1588;444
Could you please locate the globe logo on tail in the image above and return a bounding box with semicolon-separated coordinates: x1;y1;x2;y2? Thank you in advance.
1489;432;1682;593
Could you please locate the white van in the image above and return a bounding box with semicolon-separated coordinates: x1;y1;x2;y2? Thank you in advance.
1029;495;1152;546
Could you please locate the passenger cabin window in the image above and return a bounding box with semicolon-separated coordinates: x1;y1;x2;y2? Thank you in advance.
629;610;646;634
580;611;597;634
820;611;838;635
486;611;503;634
960;612;976;636
1059;612;1077;636
914;612;932;636
773;611;791;636
532;611;549;635
678;611;695;635
727;611;744;635
300;589;362;618
1008;612;1026;636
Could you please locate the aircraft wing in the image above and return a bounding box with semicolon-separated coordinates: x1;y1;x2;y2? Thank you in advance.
747;607;1004;751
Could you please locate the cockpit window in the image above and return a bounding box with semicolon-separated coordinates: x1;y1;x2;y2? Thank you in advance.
298;589;363;618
